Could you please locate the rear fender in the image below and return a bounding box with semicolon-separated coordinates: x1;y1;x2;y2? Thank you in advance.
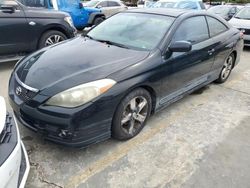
88;12;105;25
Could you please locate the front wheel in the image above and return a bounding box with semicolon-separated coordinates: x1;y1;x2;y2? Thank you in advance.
38;30;67;49
215;53;235;84
112;88;152;140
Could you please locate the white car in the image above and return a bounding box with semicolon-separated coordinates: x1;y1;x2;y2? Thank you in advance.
151;0;206;10
0;96;30;188
83;0;127;17
229;7;250;46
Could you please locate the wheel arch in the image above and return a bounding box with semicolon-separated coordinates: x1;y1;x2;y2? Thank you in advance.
139;85;157;114
231;50;237;68
37;25;70;49
115;84;158;115
88;12;105;25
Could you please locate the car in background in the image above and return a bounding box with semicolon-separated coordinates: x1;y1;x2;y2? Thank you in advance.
18;0;105;30
137;0;156;8
229;7;250;46
152;0;205;10
9;8;243;148
0;0;76;62
208;5;239;20
204;2;212;9
0;96;30;188
83;0;127;17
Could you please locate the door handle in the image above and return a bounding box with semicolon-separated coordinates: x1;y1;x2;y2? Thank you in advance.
208;49;215;55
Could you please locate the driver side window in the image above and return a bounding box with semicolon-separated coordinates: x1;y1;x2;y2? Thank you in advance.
172;16;209;44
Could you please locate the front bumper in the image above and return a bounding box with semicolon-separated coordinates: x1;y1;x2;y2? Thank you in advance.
0;113;30;188
9;74;118;148
13;109;112;148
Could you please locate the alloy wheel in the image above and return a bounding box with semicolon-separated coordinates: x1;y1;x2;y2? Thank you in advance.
121;96;148;136
221;55;233;80
45;35;64;46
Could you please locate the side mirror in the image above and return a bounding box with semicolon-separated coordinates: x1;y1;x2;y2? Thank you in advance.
0;5;15;13
169;41;192;52
79;2;83;9
97;5;102;9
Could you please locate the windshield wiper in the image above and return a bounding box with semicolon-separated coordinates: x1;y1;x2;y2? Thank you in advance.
84;35;130;49
234;16;241;19
95;39;130;49
85;34;94;39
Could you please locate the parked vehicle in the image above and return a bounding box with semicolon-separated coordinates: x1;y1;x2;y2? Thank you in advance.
9;8;243;148
18;0;105;30
0;0;76;61
0;96;30;188
83;0;127;17
137;0;156;8
229;7;250;46
152;0;205;10
208;5;239;20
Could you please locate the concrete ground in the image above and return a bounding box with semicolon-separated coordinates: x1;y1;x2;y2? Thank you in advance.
0;48;250;188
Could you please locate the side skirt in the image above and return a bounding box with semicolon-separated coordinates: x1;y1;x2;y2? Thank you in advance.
155;69;221;113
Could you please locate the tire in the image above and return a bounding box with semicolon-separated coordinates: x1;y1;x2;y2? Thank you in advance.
93;17;104;26
112;88;152;140
38;30;67;49
215;53;235;84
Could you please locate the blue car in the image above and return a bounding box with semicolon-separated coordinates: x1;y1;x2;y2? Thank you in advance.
18;0;105;30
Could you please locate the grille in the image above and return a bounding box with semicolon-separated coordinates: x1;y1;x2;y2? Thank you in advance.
0;112;12;144
244;40;250;44
14;76;37;102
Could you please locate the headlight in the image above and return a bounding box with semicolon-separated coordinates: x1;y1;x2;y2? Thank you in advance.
45;79;116;108
64;16;74;28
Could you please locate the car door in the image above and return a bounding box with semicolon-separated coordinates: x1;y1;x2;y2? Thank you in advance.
0;0;30;55
96;1;109;17
159;16;216;105
206;16;233;72
107;1;122;15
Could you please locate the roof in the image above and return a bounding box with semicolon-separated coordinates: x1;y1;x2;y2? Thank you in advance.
127;8;191;17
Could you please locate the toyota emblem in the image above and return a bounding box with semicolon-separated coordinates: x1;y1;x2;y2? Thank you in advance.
16;86;22;95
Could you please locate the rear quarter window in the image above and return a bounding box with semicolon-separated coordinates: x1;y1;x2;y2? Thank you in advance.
108;1;120;6
206;16;228;37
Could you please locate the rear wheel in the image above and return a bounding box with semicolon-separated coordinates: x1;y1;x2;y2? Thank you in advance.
93;17;104;26
215;53;235;84
112;88;152;140
38;30;67;49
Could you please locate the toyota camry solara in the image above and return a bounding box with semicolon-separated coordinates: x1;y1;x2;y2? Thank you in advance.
9;8;243;147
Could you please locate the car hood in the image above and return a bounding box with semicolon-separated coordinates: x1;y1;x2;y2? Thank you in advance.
229;17;250;29
15;36;149;96
0;97;6;134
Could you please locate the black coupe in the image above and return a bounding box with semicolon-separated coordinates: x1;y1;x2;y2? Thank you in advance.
9;8;243;147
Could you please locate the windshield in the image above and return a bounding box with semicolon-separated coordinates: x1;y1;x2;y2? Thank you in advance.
208;6;231;15
83;0;99;7
87;13;175;50
234;7;250;20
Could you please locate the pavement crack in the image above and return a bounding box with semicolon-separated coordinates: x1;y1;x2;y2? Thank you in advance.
30;160;63;188
215;85;250;96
